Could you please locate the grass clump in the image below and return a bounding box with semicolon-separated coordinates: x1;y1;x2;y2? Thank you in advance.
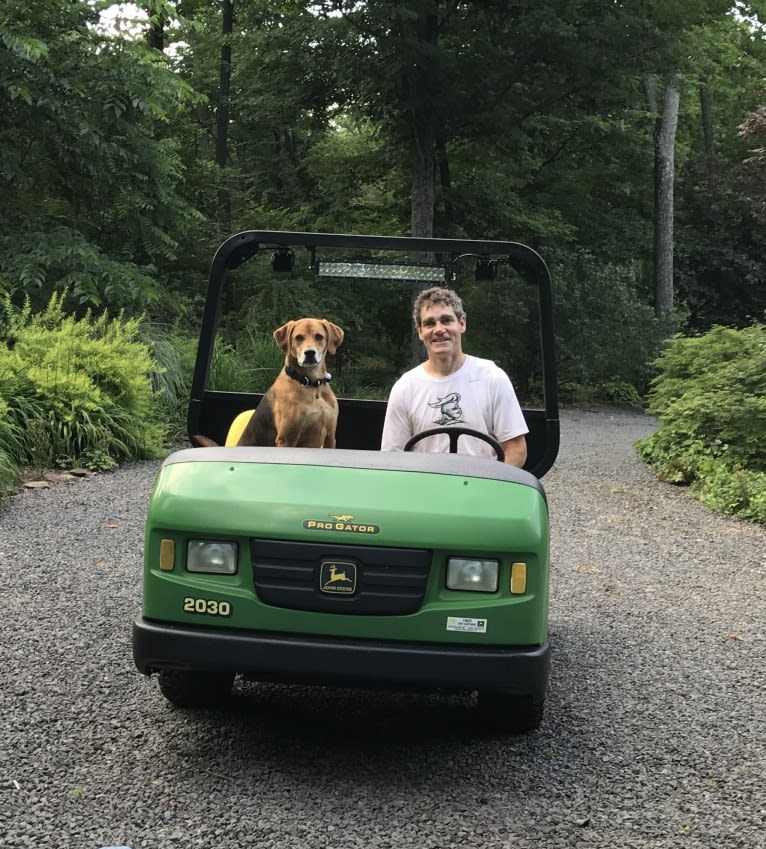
636;323;766;523
0;397;23;500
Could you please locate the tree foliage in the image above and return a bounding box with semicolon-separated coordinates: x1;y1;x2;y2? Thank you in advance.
2;0;766;405
0;0;202;315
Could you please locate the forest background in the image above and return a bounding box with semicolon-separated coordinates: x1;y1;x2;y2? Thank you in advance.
1;0;765;519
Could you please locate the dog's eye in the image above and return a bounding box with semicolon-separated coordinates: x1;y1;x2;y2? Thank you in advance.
295;334;304;342
314;334;324;342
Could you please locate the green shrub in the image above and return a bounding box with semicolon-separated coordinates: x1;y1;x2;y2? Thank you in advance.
636;323;766;523
0;293;167;496
550;252;680;400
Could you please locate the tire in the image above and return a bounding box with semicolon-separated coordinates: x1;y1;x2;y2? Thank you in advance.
477;691;544;734
157;669;235;708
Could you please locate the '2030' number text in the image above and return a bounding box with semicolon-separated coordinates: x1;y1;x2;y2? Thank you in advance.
183;597;231;617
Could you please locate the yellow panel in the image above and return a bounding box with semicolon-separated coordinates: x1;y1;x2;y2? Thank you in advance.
159;539;175;571
510;561;527;594
225;410;256;446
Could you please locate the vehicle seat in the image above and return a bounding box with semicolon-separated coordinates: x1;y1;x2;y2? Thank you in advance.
225;410;255;446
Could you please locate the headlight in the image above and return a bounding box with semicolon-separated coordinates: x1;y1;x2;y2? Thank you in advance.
187;540;238;574
446;557;499;592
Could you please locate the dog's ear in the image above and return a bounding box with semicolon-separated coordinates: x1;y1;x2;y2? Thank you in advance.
322;320;345;354
273;321;294;352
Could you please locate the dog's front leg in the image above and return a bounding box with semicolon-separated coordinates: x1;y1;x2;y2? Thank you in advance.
276;419;322;448
275;430;299;447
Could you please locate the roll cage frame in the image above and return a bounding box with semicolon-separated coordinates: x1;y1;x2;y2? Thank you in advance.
187;230;559;478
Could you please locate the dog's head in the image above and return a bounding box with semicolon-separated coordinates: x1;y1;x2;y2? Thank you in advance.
273;318;344;367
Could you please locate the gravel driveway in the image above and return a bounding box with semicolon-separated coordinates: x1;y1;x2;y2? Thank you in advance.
1;408;764;849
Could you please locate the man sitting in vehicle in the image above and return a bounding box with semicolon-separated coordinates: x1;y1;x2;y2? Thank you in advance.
381;286;528;466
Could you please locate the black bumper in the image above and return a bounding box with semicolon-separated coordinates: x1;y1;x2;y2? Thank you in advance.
133;617;550;699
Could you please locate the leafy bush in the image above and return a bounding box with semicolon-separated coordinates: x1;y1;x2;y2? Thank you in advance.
0;293;167;497
550;251;680;402
636;323;766;523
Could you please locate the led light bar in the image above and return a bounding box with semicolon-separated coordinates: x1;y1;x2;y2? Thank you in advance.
317;261;446;283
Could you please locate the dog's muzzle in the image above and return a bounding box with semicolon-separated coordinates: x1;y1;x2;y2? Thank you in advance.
301;349;319;365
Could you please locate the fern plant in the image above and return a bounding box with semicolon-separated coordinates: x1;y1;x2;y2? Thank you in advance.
0;293;167;495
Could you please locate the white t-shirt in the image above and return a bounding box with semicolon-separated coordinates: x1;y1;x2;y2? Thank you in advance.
381;355;528;458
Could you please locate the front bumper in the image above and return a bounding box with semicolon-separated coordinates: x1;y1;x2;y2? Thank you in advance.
133;616;550;699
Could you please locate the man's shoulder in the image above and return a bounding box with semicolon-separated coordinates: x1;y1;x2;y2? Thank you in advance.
389;363;426;394
393;363;427;383
465;354;494;368
464;355;503;376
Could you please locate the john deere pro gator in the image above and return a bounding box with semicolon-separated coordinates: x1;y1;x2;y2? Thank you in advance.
133;230;559;733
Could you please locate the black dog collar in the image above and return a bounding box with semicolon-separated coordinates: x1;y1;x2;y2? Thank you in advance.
284;366;332;388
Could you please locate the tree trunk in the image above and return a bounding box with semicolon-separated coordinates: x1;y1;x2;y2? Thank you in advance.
216;0;234;226
147;22;164;52
653;74;681;316
410;124;435;240
644;74;658;115
408;10;438;244
408;123;436;363
435;136;452;234
405;11;439;363
700;84;716;161
146;1;167;52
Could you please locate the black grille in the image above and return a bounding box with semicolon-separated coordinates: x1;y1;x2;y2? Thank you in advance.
251;539;430;615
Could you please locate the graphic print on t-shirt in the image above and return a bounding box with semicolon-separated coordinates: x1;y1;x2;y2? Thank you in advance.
428;392;464;425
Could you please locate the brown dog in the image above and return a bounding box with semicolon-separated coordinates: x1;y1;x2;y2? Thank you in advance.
193;318;344;449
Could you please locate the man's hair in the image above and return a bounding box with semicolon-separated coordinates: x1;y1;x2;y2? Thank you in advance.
413;287;466;327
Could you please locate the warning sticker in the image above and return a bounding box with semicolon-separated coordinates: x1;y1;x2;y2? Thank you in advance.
446;616;487;634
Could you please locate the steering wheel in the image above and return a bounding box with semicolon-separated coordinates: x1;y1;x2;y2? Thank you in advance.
403;426;505;462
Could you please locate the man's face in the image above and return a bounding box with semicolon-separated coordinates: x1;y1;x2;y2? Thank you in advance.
417;302;466;357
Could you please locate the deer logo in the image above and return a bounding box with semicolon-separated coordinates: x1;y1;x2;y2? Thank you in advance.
327;564;351;583
320;560;357;594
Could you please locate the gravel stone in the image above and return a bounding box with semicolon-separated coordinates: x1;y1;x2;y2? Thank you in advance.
0;408;764;849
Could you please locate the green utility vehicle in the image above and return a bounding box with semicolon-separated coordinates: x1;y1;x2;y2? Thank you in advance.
133;230;559;733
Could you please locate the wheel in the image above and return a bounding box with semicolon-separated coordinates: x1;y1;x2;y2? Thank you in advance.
403;426;505;461
157;669;235;708
477;691;544;734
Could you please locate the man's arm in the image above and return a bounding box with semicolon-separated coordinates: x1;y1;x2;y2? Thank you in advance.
488;366;528;467
502;434;527;467
380;379;412;451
